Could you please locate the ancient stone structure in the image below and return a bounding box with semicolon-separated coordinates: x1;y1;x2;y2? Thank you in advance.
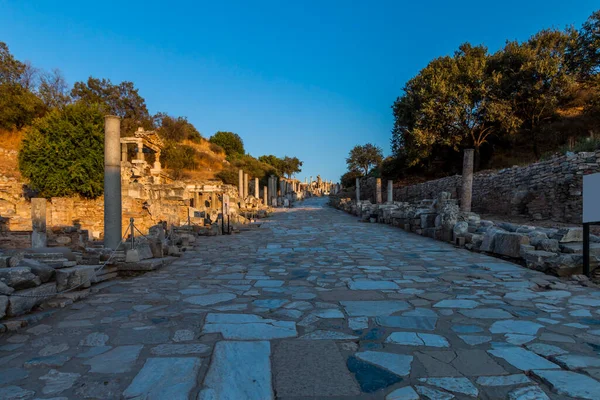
355;178;360;202
104;115;122;249
120;127;164;180
461;149;474;213
238;169;244;199
376;178;382;204
387;180;393;204
31;198;46;248
354;150;600;224
254;177;259;198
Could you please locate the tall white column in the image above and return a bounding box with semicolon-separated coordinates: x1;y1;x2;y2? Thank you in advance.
461;149;475;212
104;115;122;249
238;169;244;199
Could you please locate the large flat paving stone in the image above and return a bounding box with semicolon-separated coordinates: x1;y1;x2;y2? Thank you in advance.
532;369;600;399
83;345;143;373
123;357;201;399
273;340;360;397
199;341;273;400
341;300;410;316
202;313;297;339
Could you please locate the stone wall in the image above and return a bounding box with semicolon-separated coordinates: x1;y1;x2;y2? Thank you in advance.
357;151;600;223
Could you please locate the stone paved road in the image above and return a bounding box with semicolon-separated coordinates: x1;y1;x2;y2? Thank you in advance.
2;197;600;399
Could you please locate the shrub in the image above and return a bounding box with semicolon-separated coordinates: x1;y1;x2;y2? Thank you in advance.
18;102;104;198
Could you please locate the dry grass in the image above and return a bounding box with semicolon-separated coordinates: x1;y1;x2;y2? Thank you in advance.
0;129;23;178
0;129;24;151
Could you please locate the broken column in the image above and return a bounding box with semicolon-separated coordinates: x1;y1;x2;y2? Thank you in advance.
254;177;259;198
244;173;249;199
376;178;382;204
355;178;360;202
238;169;244;199
387;180;393;204
104;115;122;249
460;149;475;212
31;198;47;248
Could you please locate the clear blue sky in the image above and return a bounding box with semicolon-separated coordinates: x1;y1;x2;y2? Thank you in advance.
1;1;597;182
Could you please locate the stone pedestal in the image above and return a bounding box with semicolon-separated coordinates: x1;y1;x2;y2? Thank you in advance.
238;170;244;199
461;149;475;212
104;115;122;249
31;198;47;248
355;178;361;202
387;180;393;204
376;178;382;204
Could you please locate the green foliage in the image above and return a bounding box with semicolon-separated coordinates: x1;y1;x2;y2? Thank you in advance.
38;69;71;109
161;142;197;171
209;131;245;158
18;103;105;198
346;143;383;175
216;154;278;186
258;154;283;174
340;170;361;188
0;42;46;130
71;77;153;135
280;156;303;178
389;12;599;179
155;113;202;143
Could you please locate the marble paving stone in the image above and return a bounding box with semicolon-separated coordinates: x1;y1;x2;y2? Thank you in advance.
386;332;449;347
24;354;70;368
508;385;550;400
490;320;544;335
450;350;507;376
415;385;455;400
150;344;210;356
79;332;109;347
203;313;297;340
40;369;80;395
419;377;478;397
83;345;143;373
460;308;513;319
0;386;35;400
458;335;492;346
488;348;560;371
355;351;413;376
386;386;419;400
348;280;399;290
75;346;111;358
476;374;531;386
123;357;201;400
183;292;236;306
349;317;369;330
346;355;402;393
525;343;567;357
376;316;437;330
199;341;272;400
273;340;360;397
341;300;410;317
553;354;600;369
313;309;345;318
433;300;480;309
532;370;600;399
451;325;483;334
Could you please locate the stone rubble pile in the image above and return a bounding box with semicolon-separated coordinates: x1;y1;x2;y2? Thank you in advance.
331;192;599;279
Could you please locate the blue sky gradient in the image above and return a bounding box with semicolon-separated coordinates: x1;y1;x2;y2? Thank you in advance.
1;1;597;182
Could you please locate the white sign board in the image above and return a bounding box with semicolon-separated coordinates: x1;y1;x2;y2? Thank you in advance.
583;173;600;223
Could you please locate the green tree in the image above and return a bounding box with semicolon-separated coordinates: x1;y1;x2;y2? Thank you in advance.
155;113;202;143
279;156;303;178
209;131;245;157
490;29;575;157
340;170;361;188
0;42;45;130
18;102;105;198
38;69;71;109
346;144;383;176
258;154;283;174
71;77;153;135
568;10;600;80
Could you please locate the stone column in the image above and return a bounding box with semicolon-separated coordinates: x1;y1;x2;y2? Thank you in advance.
254;177;259;198
31;198;47;248
387;180;393;204
355;177;360;202
154;151;161;171
121;143;127;162
461;149;475;212
136;140;144;161
238;169;244;199
263;185;268;205
376;178;382;204
104;115;122;249
244;173;249;199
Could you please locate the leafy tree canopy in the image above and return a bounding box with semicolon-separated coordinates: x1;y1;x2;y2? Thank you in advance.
18;102;105;198
155;113;202;143
209;131;245;158
346;143;383;176
71;77;153;135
